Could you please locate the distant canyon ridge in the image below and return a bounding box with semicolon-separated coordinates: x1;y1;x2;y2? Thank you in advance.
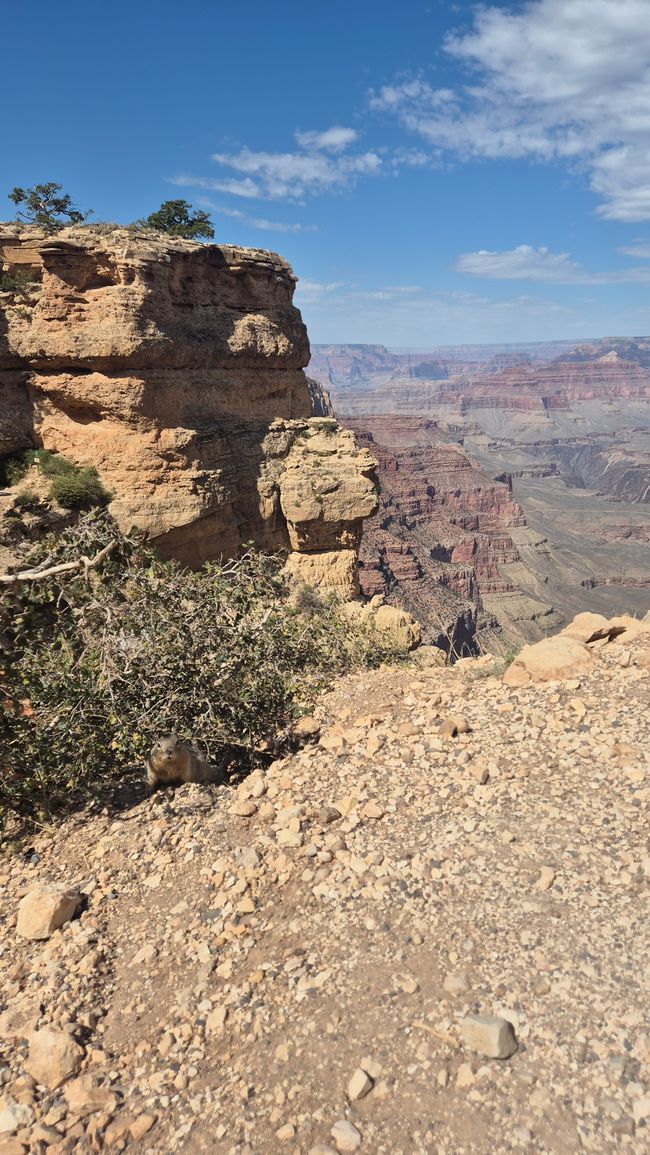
309;339;650;653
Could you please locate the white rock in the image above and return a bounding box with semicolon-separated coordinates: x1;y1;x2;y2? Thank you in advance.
460;1014;517;1059
0;1096;34;1133
331;1118;362;1151
25;1027;84;1088
347;1067;373;1100
16;885;81;940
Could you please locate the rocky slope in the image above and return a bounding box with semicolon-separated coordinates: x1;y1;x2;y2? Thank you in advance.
0;614;648;1153
345;417;560;654
0;227;377;595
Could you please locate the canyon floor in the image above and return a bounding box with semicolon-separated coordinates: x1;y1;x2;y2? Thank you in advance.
1;623;649;1154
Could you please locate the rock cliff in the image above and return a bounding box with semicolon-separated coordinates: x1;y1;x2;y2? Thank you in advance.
345;416;560;653
0;226;377;594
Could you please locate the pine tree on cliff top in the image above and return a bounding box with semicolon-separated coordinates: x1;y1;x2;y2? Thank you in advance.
8;183;91;232
141;200;215;240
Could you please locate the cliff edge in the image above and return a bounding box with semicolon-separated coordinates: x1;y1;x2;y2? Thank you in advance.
0;225;377;594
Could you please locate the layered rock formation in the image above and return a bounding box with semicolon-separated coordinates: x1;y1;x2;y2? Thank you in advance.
345;416;559;653
0;226;378;593
309;341;650;624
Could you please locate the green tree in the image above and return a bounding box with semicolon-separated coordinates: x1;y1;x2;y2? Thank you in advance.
141;199;215;240
8;183;91;232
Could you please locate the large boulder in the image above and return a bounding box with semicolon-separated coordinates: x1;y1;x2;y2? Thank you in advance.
503;634;593;687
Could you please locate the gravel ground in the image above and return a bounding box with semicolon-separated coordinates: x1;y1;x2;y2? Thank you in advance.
0;627;648;1155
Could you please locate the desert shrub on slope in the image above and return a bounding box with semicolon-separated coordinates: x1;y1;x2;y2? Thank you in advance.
0;512;401;828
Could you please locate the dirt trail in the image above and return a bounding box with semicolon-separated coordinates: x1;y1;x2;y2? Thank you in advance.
1;629;649;1155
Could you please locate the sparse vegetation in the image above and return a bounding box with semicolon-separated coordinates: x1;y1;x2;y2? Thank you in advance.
8;183;91;232
0;268;38;296
0;513;405;829
0;449;111;509
139;199;215;240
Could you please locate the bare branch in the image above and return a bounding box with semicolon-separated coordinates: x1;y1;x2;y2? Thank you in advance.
0;540;117;585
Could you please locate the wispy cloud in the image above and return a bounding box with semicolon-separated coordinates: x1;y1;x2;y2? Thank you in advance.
294;126;358;152
456;244;650;283
198;200;317;234
369;0;650;222
617;240;650;259
297;278;577;344
172;126;381;203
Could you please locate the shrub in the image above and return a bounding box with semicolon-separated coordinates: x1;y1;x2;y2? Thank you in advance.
49;467;111;510
8;183;91;233
0;268;38;296
0;513;404;829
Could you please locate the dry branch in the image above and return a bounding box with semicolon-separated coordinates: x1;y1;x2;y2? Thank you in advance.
0;540;117;585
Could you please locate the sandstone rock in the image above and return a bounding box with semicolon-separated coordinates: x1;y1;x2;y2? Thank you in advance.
460;1014;517;1059
25;1029;84;1088
294;715;321;739
331;1119;362;1152
230;800;257;818
561;612;625;644
347;1067;374;1100
16;885;81;940
63;1075;117;1117
340;595;421;650
0;1141;28;1155
0;1097;33;1134
0;226;377;597
503;635;593;687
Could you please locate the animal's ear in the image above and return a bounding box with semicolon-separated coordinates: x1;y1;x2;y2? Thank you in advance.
171;733;179;746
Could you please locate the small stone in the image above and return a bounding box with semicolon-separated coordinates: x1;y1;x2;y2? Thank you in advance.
0;1097;34;1134
0;1141;28;1155
456;1062;475;1087
129;1114;156;1141
632;1097;650;1124
63;1075;117;1116
276;1123;295;1141
438;719;459;738
471;765;489;785
206;1006;228;1033
16;886;81;940
294;715;320;739
308;1147;338;1155
331;1119;362;1152
319;806;342;825
347;1067;373;1100
443;970;470;995
461;1014;517;1059
537;866;556;891
25;1029;84;1089
277;828;304;848
362;801;384;820
230;800;257;818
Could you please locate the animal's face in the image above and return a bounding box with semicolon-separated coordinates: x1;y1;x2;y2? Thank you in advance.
154;734;179;762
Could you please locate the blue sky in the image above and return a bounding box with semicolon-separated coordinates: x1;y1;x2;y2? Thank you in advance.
3;0;650;345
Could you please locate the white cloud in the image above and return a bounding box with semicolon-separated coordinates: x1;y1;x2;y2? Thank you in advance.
618;240;650;258
369;0;650;221
294;126;358;152
173;127;381;203
196;200;317;234
298;278;578;345
457;244;650;283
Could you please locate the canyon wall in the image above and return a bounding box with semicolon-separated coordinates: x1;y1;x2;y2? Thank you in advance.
346;416;560;653
310;342;650;627
0;226;378;594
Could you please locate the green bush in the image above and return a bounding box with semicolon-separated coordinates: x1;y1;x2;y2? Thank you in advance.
49;467;111;509
0;513;404;829
0;268;38;296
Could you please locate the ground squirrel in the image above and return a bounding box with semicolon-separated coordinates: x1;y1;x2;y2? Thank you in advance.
145;733;221;787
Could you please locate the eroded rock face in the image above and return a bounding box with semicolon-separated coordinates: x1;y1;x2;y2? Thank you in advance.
0;226;377;593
